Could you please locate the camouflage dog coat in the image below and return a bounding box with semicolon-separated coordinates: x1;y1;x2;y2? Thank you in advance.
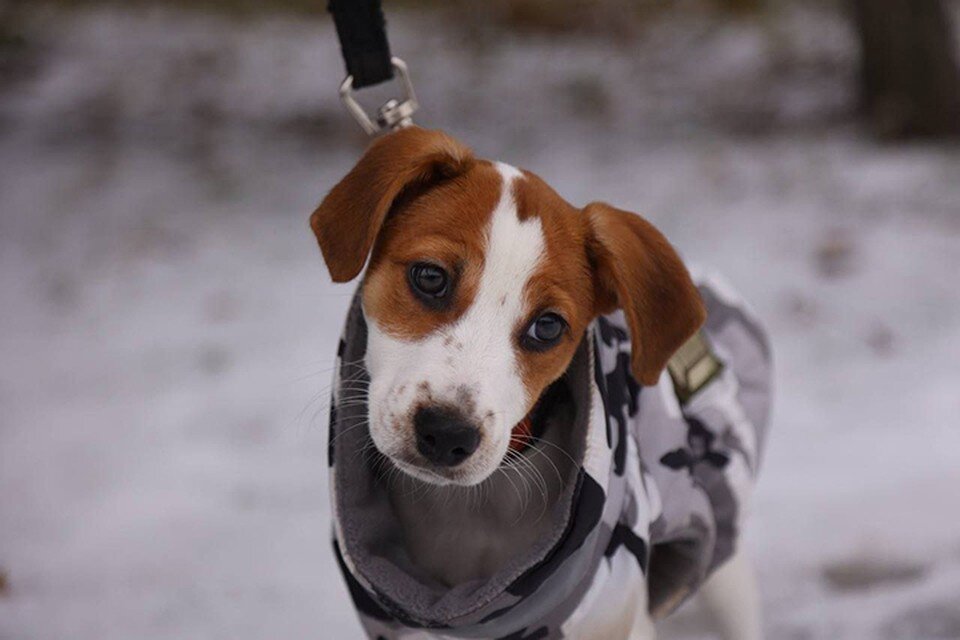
327;272;773;638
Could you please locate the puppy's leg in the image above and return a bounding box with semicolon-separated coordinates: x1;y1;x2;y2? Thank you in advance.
629;605;656;640
563;563;655;640
697;550;762;640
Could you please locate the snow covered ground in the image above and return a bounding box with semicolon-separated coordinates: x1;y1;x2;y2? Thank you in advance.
1;4;959;639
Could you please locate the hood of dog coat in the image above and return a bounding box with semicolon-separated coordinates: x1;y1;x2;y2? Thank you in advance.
327;273;772;639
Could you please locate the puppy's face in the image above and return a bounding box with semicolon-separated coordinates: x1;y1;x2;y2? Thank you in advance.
361;162;596;485
312;128;704;486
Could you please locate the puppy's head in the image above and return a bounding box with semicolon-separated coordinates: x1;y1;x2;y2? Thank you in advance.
312;127;704;485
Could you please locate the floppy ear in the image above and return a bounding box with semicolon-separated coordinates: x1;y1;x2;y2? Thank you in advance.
309;127;474;282
584;202;706;386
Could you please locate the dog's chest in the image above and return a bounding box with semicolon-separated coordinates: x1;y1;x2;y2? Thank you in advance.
392;493;546;587
388;419;573;588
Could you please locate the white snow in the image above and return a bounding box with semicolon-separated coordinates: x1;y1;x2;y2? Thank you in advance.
1;5;959;639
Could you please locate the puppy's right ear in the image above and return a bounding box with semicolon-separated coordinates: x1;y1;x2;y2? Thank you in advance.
309;127;474;282
585;202;705;386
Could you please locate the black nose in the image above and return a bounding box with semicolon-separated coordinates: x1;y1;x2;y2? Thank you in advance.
413;406;481;467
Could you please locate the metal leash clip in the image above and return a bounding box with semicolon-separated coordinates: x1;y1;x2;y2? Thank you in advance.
339;57;418;136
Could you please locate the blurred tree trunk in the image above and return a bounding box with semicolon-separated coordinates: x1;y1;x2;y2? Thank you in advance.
851;0;960;138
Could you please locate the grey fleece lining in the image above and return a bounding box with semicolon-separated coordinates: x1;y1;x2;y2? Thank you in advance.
332;297;594;627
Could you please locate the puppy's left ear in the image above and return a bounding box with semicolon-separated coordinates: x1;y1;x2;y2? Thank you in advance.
585;202;706;386
310;127;474;282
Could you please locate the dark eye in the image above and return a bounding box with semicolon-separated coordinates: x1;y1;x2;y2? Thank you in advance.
408;263;449;299
522;313;567;351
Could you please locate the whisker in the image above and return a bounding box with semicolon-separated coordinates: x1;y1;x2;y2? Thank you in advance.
505;447;550;521
510;437;566;488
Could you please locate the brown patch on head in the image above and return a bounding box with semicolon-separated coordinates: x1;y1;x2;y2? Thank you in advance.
510;172;598;406
361;160;503;339
507;171;704;409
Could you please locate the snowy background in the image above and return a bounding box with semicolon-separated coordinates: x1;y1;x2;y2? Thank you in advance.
1;2;959;638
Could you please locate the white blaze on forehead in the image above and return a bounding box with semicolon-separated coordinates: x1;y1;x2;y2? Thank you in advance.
363;161;547;484
441;161;545;413
469;162;546;365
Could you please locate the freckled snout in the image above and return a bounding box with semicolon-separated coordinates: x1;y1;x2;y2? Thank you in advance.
414;406;481;467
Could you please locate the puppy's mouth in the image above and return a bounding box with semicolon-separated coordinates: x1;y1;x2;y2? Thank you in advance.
508;416;535;453
390;447;496;487
507;394;549;455
391;457;462;486
507;377;566;456
379;378;572;486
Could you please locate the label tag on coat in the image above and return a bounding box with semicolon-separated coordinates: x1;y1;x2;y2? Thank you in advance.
667;331;724;404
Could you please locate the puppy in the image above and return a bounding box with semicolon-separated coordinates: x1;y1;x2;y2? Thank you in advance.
314;127;771;640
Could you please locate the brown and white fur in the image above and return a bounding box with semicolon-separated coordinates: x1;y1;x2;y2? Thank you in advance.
311;127;761;639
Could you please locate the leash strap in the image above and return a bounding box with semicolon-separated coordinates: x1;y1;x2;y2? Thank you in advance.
328;0;418;135
328;0;393;90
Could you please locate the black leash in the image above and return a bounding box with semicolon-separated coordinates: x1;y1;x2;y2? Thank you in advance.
328;0;392;90
328;0;418;136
